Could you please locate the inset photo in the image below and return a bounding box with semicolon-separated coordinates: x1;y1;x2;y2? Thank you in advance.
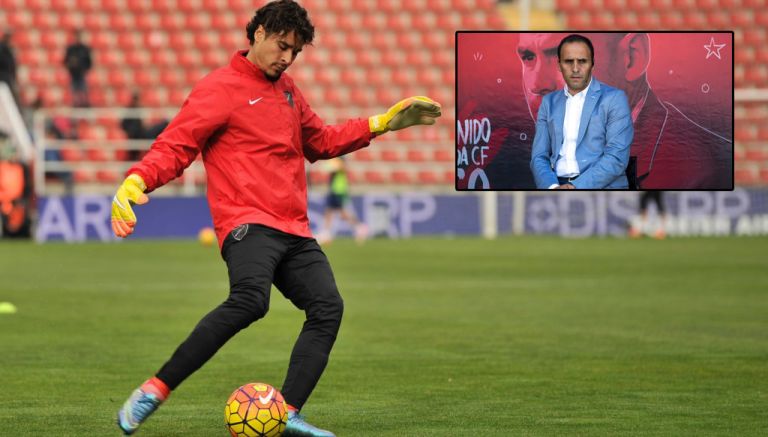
456;31;734;191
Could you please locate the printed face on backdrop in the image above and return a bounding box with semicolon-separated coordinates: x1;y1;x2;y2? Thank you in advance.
517;33;628;121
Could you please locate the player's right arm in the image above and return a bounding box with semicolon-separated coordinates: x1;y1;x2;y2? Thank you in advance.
111;81;230;238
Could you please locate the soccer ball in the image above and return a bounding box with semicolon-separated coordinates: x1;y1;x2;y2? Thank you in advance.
198;227;216;246
225;382;287;437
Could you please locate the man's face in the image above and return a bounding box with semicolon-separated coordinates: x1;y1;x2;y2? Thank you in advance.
558;41;594;95
517;34;564;122
250;28;303;81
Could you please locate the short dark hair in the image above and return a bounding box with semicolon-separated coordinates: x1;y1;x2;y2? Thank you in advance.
557;34;594;63
246;0;314;46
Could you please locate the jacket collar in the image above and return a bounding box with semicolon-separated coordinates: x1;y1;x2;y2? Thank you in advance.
230;49;273;82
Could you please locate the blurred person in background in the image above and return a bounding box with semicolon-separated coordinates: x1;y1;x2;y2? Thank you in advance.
316;157;367;245
630;191;666;239
529;34;633;189
110;1;441;436
518;32;732;189
121;91;169;160
0;31;19;105
63;30;92;107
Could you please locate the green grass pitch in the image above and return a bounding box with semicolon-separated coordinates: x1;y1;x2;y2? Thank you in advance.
0;236;766;436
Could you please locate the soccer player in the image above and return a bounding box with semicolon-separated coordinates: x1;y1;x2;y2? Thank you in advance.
316;157;368;245
112;1;441;436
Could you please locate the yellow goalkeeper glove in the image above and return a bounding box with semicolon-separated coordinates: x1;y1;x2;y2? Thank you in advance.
369;96;442;134
111;174;149;238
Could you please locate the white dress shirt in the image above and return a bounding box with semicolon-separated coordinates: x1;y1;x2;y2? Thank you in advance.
549;79;592;189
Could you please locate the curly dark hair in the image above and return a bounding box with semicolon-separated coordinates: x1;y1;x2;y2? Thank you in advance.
246;0;314;46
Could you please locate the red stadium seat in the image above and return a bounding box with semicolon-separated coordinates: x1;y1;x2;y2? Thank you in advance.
736;47;754;64
637;12;661;28
90;31;112;50
672;0;694;8
391;70;413;87
60;145;83;161
743;29;765;46
168;88;189;106
696;0;721;9
96;170;119;184
660;12;683;28
126;50;150;69
417;170;439;184
107;127;127;141
731;10;754;27
350;88;372;107
161;13;184;32
683;11;707;29
363;170;387;184
73;169;93;183
380;149;401;162
135;14;158;31
150;49;175;68
707;11;730;28
745;65;768;87
735;168;757;185
361;14;384;29
177;0;200;12
736;124;757;142
391;170;412;184
434;149;453;162
108;14;133;32
133;69;156;88
756;9;768;27
60;14;83;31
7;11;32;29
185;14;209;31
108;69;129;88
86;146;110;160
406;149;427;162
353;149;375;162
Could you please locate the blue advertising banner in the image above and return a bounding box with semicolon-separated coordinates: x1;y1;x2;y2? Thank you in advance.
34;189;768;243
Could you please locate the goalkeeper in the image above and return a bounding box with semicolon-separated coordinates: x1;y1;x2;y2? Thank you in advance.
113;1;440;436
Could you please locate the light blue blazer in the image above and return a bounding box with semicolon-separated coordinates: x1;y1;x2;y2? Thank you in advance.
530;78;633;189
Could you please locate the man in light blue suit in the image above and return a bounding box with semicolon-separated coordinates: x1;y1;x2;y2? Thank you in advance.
530;34;633;189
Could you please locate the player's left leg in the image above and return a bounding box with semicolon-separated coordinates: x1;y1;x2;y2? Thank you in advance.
274;237;342;437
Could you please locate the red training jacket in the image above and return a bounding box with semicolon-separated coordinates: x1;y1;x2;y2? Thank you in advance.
128;51;374;247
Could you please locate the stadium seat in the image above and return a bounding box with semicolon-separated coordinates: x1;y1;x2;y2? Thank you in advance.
731;10;754;28
108;14;133;32
380;149;401;162
363;170;387;184
707;11;730;28
736;124;757;142
434;149;453;162
353;149;375;162
391;170;412;184
417;170;439;184
683;11;708;29
73;169;93;183
735;168;757;185
736;46;754;64
756;9;768;27
660;12;683;28
407;149;427;162
96;170;120;183
60;145;83;161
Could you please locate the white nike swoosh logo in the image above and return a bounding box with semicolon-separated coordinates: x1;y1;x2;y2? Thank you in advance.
249;97;263;105
258;388;274;404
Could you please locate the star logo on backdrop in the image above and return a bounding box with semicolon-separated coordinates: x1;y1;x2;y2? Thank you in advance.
703;37;726;60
